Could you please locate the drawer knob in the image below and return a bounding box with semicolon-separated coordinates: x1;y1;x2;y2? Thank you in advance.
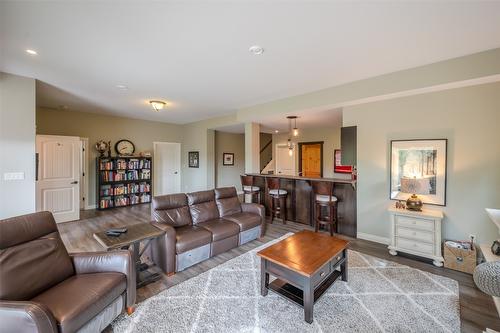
336;256;341;260
320;271;326;277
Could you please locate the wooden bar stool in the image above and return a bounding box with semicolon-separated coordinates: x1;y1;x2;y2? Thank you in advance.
241;175;261;204
266;177;288;224
312;181;337;236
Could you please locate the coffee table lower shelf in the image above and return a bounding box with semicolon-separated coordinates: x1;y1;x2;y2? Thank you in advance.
268;269;343;307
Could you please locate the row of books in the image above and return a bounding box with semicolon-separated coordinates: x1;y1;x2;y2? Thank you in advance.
99;159;151;171
101;170;151;182
99;193;151;209
99;183;151;196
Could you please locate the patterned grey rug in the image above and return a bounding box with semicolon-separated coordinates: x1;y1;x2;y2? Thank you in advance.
112;233;460;333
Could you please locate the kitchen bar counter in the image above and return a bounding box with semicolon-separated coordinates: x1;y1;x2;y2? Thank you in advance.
246;174;357;238
245;173;356;186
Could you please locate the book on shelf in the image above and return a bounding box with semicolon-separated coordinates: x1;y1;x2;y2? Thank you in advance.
140;169;150;180
100;198;114;209
114;195;129;207
97;156;152;209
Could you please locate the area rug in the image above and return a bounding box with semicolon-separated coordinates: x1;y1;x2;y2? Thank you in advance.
111;233;460;332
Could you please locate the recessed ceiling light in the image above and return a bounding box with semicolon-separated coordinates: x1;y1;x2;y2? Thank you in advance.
26;49;37;55
249;45;264;55
275;130;279;133
116;84;128;90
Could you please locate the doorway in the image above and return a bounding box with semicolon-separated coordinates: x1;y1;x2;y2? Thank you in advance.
275;144;296;176
36;135;81;223
298;142;323;178
153;142;181;196
79;137;90;210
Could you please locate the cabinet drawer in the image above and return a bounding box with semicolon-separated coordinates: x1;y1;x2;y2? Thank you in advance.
396;237;434;255
395;215;434;231
312;263;331;287
396;227;434;243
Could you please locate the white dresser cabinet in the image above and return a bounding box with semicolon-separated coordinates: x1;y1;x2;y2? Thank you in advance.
388;207;444;267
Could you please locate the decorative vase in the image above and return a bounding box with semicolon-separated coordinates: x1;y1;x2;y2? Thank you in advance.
406;194;423;211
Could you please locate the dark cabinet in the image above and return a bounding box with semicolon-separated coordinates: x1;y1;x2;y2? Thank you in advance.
340;126;357;166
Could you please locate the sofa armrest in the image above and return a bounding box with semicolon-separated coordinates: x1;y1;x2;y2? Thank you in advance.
147;222;177;275
70;250;135;307
241;203;266;237
0;300;58;333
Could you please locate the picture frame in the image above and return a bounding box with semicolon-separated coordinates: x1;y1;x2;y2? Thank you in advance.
334;149;353;174
390;139;447;206
223;152;234;166
188;151;199;168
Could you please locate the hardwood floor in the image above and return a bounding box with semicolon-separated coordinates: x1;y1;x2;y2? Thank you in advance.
59;204;500;332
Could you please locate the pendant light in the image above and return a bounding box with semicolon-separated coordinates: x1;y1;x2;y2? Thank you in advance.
286;116;298;156
287;116;299;137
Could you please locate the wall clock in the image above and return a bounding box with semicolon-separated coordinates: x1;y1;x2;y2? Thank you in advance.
115;139;135;156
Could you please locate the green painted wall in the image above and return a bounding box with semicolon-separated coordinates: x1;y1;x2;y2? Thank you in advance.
343;82;500;244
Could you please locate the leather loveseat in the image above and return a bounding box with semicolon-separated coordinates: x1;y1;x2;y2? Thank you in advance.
0;212;136;333
148;186;265;275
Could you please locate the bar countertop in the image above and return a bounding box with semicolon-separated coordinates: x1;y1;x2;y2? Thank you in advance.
245;173;356;186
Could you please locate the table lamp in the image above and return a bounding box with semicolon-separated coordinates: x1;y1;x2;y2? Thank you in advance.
400;177;431;211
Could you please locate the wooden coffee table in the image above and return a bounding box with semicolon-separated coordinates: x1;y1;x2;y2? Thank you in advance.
94;223;165;288
257;230;349;323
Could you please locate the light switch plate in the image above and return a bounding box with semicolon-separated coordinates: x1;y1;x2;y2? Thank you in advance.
3;172;25;181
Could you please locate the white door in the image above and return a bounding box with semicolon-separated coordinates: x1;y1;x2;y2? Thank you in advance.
36;135;81;223
275;144;296;176
153;142;181;196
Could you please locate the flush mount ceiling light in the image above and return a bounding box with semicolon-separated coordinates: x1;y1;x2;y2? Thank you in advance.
26;49;37;55
249;45;264;55
116;84;128;90
149;100;166;112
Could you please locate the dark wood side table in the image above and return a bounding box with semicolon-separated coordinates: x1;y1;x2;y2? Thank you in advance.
257;230;349;323
94;223;165;288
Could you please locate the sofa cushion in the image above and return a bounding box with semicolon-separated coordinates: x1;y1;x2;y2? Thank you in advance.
198;219;240;242
175;225;213;254
32;272;126;333
152;193;187;210
223;212;261;232
214;187;241;217
152;206;192;227
152;194;192;227
0;231;75;301
187;190;215;205
187;190;219;224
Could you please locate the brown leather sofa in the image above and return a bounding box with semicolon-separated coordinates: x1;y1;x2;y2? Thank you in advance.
0;212;136;333
149;186;265;274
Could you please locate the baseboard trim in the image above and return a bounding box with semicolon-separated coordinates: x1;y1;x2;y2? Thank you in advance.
357;232;390;245
84;204;97;210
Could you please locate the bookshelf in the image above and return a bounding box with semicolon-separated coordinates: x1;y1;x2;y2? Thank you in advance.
96;156;152;210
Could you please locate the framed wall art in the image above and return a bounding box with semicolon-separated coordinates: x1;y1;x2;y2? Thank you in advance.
334;149;353;174
390;139;447;206
188;151;199;168
223;152;234;166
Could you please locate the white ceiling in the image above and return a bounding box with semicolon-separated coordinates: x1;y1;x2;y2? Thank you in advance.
1;1;500;124
213;108;342;134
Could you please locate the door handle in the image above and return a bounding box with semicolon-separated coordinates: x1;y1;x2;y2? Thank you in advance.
71;181;78;184
174;171;178;174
